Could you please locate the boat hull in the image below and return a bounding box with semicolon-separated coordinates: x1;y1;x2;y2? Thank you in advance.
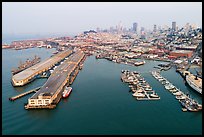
186;76;202;94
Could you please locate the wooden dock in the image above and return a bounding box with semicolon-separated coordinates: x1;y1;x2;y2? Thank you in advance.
9;86;41;101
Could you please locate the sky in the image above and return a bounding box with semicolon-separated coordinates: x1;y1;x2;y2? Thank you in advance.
2;2;202;37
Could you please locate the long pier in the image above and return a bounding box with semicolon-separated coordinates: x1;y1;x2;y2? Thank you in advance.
25;50;85;109
9;86;41;101
11;49;73;86
151;71;202;112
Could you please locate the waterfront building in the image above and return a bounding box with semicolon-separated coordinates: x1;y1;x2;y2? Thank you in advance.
169;50;193;58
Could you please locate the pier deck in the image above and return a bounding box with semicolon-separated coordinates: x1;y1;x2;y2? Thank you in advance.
9;86;41;101
12;49;73;86
25;50;85;109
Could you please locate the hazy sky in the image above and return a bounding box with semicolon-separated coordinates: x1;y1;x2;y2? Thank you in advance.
2;2;202;36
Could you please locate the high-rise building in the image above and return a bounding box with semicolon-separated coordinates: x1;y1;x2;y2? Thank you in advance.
172;21;176;31
153;24;157;32
110;27;114;33
133;22;138;33
96;27;100;32
141;27;145;32
140;27;145;39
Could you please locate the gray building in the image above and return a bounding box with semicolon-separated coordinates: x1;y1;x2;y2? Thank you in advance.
133;22;138;33
153;24;157;32
172;21;176;31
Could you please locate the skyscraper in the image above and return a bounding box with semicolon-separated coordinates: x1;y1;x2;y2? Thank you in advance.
133;22;138;33
140;27;145;39
172;22;176;31
153;24;157;32
141;27;145;32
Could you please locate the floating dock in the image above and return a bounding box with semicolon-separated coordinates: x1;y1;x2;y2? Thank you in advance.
11;49;73;86
151;71;202;112
121;70;160;101
24;50;85;109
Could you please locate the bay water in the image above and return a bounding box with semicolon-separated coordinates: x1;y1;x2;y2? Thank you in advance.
2;47;202;135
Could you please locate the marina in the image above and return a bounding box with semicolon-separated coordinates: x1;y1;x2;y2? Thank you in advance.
121;70;160;100
2;2;202;135
151;71;202;112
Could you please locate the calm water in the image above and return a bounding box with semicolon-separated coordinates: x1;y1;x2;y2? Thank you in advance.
2;48;202;135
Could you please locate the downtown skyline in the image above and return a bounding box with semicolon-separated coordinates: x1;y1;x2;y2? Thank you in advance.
3;2;202;37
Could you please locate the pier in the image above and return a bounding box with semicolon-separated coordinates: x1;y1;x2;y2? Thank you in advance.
121;70;160;101
11;49;73;86
9;86;41;101
24;50;85;109
151;71;202;112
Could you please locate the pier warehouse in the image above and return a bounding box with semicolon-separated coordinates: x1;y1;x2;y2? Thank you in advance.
11;49;73;86
25;50;85;109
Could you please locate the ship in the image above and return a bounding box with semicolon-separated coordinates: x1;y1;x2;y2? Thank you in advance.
11;55;41;75
134;60;145;66
185;72;202;94
62;86;72;98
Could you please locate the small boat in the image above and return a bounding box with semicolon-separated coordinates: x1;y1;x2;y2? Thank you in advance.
179;99;200;112
182;108;188;112
144;87;152;91
175;95;186;100
158;78;165;82
164;84;175;90
149;93;159;98
132;92;145;97
173;91;182;96
62;86;72;98
169;88;178;93
52;51;59;54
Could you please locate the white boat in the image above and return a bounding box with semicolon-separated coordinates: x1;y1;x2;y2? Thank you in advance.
50;70;54;73
169;88;178;93
158;78;165;82
173;91;182;96
149;93;159;98
175;95;186;100
135;88;143;93
186;74;202;94
164;84;175;90
132;92;145;97
144;87;152;91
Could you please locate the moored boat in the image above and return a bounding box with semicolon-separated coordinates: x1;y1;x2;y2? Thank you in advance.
62;86;72;98
132;92;145;97
185;73;202;94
